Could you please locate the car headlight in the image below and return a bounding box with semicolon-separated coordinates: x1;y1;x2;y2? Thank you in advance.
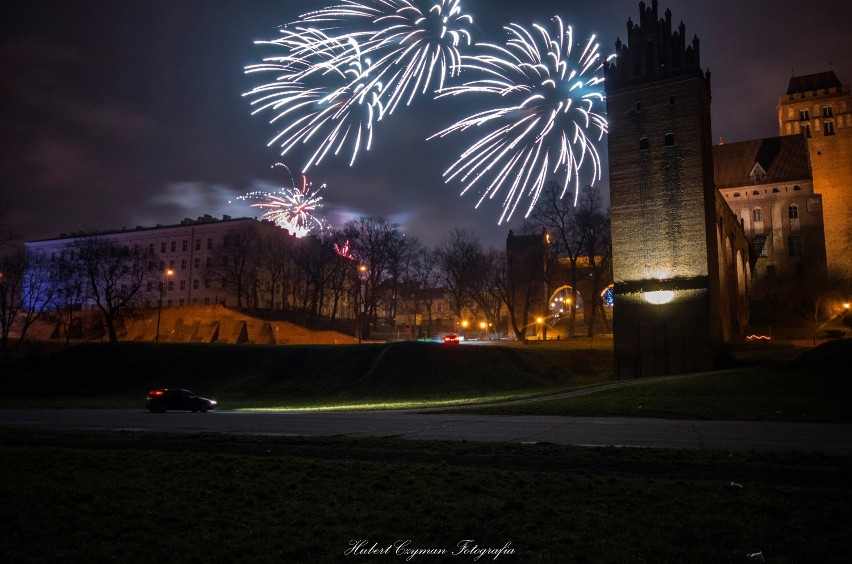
210;400;217;406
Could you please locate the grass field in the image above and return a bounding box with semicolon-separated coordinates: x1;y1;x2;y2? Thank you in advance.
3;342;850;562
2;429;850;563
2;339;850;424
1;341;613;410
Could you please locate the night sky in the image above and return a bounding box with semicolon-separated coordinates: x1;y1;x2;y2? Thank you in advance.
2;0;850;249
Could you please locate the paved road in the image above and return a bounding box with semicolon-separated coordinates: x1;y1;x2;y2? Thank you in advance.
2;409;851;453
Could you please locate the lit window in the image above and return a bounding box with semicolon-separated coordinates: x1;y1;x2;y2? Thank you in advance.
753;236;767;258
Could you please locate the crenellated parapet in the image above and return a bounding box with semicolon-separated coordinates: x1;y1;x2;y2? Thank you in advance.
605;0;708;95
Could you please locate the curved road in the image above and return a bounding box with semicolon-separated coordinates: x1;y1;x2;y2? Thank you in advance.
1;409;851;453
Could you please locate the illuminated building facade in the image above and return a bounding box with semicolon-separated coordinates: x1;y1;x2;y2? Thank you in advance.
25;215;287;310
714;136;826;285
777;71;852;272
605;1;749;378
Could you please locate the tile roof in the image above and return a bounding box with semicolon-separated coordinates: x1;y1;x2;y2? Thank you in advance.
786;71;842;94
713;136;811;188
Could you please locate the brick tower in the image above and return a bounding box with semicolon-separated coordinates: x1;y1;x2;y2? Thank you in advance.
605;1;723;378
777;71;852;272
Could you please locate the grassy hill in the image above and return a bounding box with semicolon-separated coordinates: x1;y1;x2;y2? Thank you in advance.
2;341;613;409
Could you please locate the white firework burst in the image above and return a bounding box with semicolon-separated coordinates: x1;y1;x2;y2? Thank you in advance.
430;16;612;224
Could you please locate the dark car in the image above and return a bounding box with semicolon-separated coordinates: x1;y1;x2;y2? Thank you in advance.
443;333;459;344
146;389;217;413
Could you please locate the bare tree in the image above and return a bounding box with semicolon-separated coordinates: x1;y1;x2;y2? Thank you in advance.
436;228;483;323
215;224;265;309
343;217;402;339
71;236;158;343
468;249;504;339
525;181;585;337
0;249;63;348
575;188;613;336
493;248;545;341
0;251;25;349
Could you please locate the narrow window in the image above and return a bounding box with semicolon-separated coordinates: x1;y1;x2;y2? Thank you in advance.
639;137;649;150
180;259;187;270
800;109;809;120
822;106;833;118
182;240;188;252
788;235;803;256
160;242;166;253
668;96;675;105
753;208;762;222
664;133;675;146
635;102;642;112
195;239;201;251
824;121;835;136
206;238;213;250
170;241;176;252
789;204;798;219
801;123;811;138
193;279;199;290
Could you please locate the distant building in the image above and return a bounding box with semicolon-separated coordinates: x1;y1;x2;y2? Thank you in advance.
714;136;826;283
776;70;852;272
25;214;287;310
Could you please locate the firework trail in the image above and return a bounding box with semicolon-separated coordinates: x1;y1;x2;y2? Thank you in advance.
244;1;473;169
244;28;382;170
430;17;611;224
240;164;327;238
299;0;473;116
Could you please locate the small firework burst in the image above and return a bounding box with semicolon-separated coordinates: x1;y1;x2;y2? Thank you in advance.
240;164;327;237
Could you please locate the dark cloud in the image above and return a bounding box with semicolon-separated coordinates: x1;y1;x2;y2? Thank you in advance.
2;0;850;248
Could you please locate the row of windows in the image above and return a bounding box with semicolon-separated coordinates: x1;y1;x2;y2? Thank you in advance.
159;257;214;271
156;238;215;254
752;235;803;258
147;279;214;292
730;186;801;198
639;134;675;149
747;204;798;222
800;121;836;137
787;86;839;100
798;106;834;121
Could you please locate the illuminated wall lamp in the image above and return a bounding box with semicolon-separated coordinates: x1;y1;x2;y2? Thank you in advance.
643;290;675;305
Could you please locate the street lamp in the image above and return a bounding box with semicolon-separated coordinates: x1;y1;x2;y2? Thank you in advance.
357;265;367;343
155;268;174;342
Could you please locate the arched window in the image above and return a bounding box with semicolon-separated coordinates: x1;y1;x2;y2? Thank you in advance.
789;204;799;219
664;133;675;146
639;137;649;150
